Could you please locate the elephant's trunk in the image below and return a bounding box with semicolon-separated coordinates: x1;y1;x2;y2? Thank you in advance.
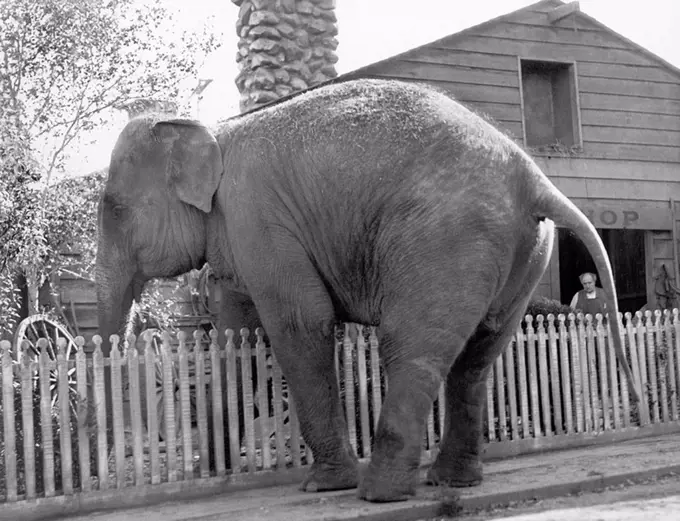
95;251;136;357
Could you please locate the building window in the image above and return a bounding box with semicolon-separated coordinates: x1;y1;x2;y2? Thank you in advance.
520;59;581;150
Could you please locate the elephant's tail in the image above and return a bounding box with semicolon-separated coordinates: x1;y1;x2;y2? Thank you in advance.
529;161;641;403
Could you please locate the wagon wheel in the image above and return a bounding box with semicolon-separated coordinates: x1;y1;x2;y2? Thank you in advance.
13;314;79;413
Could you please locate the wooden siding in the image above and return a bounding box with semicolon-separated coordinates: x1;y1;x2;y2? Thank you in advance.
57;273;98;341
355;2;680;167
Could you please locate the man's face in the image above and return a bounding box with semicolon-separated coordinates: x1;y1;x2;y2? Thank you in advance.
581;275;596;292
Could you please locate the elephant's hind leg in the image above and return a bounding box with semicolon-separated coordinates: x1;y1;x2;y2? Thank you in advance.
427;236;552;488
358;289;493;502
425;319;520;487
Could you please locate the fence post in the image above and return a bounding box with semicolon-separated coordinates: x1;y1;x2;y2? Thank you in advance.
504;336;519;440
514;325;529;439
270;340;287;470
627;312;647;425
57;337;74;494
617;314;630;427
20;343;36;499
142;332;160;485
645;311;660;423
1;340;17;502
161;331;178;482
525;315;541;438
72;337;91;494
355;325;371;458
369;327;382;430
576;314;592;432
493;350;506;441
210;329;227;476
674;310;680;419
654;310;669;423
194;330;210;478
110;335;126;488
39;337;56;496
254;328;272;469
91;336;109;491
585;315;600;431
536;316;552;436
607;315;622;429
177;331;193;479
635;311;650;425
485;368;495;442
547;315;563;435
595;315;611;430
342;323;357;453
665;310;678;421
225;329;241;472
568;314;584;433
288;397;302;468
126;334;144;486
557;315;573;434
239;328;256;473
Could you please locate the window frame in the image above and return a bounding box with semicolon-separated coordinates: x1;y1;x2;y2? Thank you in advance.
517;56;583;153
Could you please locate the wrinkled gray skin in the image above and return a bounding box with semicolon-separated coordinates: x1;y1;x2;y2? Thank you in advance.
96;78;639;502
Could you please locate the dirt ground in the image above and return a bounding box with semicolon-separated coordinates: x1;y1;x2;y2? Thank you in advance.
422;472;680;520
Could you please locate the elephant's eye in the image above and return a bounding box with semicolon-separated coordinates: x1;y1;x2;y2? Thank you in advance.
111;205;124;220
105;200;125;221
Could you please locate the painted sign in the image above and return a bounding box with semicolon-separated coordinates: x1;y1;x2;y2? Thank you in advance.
574;202;672;230
582;208;640;228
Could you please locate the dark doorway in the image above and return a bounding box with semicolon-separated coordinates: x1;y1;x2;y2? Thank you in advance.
601;229;647;313
558;228;646;314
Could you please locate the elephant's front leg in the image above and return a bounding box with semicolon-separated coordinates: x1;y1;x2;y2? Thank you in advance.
247;263;359;491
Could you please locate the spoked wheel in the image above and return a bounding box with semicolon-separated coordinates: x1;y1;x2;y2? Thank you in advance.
14;314;79;361
13;314;80;413
136;329;196;441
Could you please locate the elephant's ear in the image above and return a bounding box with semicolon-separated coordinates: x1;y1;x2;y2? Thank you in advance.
153;119;223;213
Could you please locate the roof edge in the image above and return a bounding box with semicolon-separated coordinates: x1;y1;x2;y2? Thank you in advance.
572;10;680;79
340;0;680;82
340;0;558;79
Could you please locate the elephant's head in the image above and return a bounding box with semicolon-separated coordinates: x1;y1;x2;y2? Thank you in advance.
95;117;223;355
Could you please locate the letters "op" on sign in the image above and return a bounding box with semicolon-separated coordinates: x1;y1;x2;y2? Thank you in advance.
582;209;640;228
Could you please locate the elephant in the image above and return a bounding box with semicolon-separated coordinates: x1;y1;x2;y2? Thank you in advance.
95;78;639;502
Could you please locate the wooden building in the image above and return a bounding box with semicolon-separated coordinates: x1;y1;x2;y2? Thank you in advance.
342;0;680;313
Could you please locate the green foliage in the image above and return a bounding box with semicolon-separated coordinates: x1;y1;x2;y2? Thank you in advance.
0;119;41;334
0;0;222;337
525;296;575;321
1;0;221;182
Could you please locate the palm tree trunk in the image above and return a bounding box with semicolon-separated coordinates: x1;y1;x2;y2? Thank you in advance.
233;0;338;112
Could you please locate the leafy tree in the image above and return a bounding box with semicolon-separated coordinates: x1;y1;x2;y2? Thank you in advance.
0;0;222;338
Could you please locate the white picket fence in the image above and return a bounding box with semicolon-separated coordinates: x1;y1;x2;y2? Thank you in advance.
1;309;679;508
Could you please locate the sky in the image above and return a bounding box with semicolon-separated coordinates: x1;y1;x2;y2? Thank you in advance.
68;0;680;177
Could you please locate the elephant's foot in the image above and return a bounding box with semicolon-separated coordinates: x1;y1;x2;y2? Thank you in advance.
357;461;418;502
426;455;483;488
300;459;359;492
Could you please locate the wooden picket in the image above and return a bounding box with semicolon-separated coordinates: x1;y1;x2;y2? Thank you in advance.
3;310;680;508
127;334;144;486
1;340;16;503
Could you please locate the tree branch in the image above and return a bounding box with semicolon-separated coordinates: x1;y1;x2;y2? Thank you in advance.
27;72;60;132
